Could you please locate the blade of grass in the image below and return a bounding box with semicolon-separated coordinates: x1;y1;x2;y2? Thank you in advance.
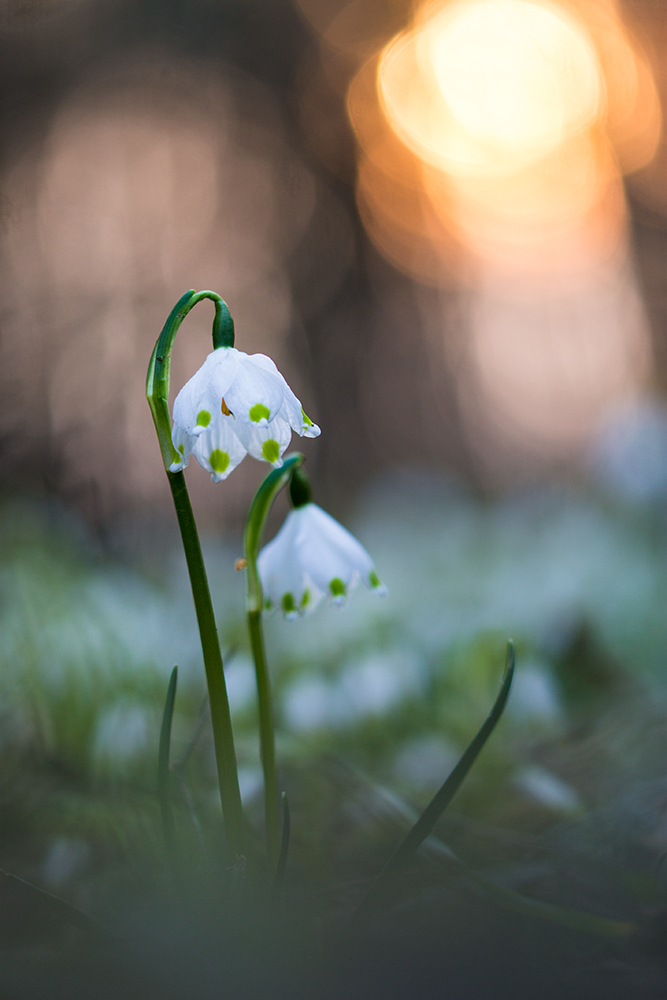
468;870;634;937
173;764;210;868
272;792;291;906
158;666;178;860
177;694;210;769
341;761;634;937
356;641;515;917
0;869;121;946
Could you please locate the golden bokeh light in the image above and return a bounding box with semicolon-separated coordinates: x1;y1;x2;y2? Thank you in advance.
341;0;661;469
348;0;661;275
426;1;600;154
387;0;603;174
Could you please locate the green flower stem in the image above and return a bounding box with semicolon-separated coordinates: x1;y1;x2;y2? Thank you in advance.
244;454;304;869
146;289;234;471
168;469;244;858
147;290;243;860
247;607;279;867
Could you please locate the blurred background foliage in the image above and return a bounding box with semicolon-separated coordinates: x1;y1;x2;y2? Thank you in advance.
0;0;665;982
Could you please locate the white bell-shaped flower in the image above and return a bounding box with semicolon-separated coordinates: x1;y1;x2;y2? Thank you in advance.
257;503;387;619
170;347;320;480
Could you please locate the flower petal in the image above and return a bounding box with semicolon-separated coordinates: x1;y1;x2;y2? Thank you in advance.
170;423;197;473
258;509;316;616
275;380;321;438
257;503;383;618
191;417;248;482
172;348;242;436
294;504;377;599
224;354;285;427
232;414;292;466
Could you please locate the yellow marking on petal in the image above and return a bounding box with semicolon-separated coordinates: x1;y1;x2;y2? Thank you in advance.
209;449;230;473
262;439;280;463
250;403;271;423
281;592;296;614
221;398;232;416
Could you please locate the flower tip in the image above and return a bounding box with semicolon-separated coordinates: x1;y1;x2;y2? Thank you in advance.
367;570;387;596
305;423;321;438
284;610;300;622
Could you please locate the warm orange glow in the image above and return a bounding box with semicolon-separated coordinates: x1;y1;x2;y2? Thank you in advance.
343;0;660;466
427;2;600;153
380;0;603;177
348;0;661;275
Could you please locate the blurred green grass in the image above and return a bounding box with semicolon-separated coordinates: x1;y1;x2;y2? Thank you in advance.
0;476;664;919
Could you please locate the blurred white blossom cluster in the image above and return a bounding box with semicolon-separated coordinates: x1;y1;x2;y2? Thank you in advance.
0;433;665;803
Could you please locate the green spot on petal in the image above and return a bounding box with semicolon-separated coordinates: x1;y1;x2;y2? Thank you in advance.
369;570;381;588
329;578;346;597
196;409;211;428
250;403;271;423
301;407;313;427
209;449;230;474
178;443;185;454
262;439;280;463
300;589;310;608
281;592;296;613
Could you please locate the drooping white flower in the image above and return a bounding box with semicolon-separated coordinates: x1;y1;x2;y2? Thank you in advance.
257;503;387;619
170;348;320;480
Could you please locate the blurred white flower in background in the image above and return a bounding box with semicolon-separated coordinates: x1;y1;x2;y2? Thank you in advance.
170;347;320;481
507;659;565;728
223;653;257;714
258;502;386;618
590;402;667;503
92;701;150;770
41;837;91;889
282;647;423;730
515;765;583;815
394;735;458;789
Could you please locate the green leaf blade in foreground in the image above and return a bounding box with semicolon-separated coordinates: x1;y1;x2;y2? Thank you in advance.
158;665;178;858
272;792;291;906
357;641;516;916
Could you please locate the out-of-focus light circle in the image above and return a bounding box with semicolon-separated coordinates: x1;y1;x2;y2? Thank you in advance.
426;0;601;155
379;0;604;178
357;0;661;275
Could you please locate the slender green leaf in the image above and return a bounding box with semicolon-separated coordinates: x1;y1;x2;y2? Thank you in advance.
158;666;178;856
357;641;515;916
0;869;121;946
272;792;291;906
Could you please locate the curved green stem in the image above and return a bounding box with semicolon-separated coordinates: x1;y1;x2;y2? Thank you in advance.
146;292;243;861
146;289;235;471
244;454;304;868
